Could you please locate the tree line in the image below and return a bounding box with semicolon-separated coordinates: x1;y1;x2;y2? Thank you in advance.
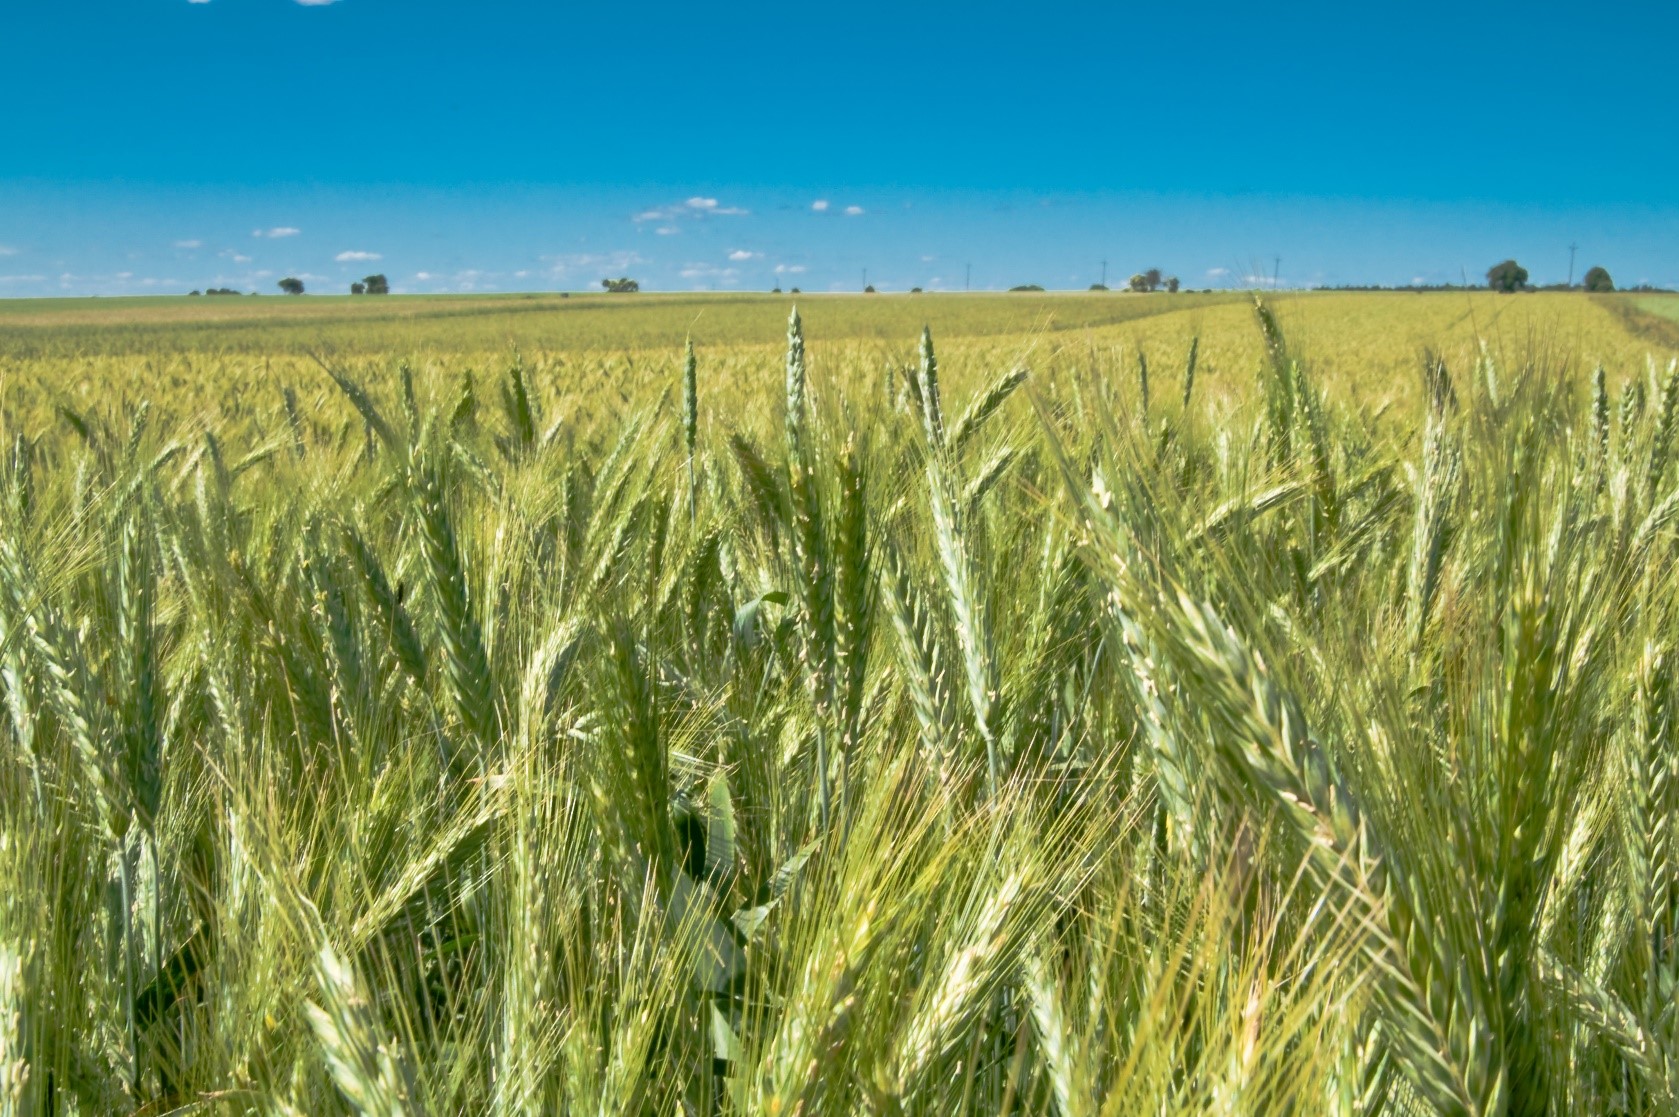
1488;260;1615;293
266;275;389;296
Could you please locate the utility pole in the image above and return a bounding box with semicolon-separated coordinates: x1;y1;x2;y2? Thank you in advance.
965;263;971;291
1101;259;1108;288
862;267;868;290
1568;243;1579;288
1273;255;1282;289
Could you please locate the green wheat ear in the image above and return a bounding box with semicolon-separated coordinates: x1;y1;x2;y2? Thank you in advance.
1590;364;1610;482
0;945;25;1111
1181;335;1199;410
1648;358;1679;499
917;325;945;448
948;366;1027;454
682;337;698;457
413;435;499;764
6;434;31;523
307;944;412;1117
683;336;698;523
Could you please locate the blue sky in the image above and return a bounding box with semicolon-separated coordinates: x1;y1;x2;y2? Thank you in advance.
2;1;1675;296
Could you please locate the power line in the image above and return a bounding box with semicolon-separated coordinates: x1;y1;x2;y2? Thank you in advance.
1568;243;1579;288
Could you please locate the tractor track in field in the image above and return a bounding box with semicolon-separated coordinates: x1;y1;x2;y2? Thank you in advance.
1595;294;1679;355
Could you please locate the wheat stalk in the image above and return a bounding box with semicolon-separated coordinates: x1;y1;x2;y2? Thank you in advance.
784;308;837;825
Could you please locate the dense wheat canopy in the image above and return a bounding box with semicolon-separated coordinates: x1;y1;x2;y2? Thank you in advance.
4;291;1679;1114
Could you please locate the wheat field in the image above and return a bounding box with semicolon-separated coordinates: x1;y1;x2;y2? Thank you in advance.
3;291;1679;1114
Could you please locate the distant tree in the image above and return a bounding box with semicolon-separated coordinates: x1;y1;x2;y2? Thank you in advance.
601;277;640;293
1088;283;1109;291
1127;273;1149;292
910;287;923;293
1486;260;1528;293
864;284;877;293
790;287;801;294
1144;268;1163;292
772;285;782;294
1010;283;1045;292
1583;266;1614;293
188;290;201;297
362;274;390;295
1166;276;1180;293
350;282;367;295
278;277;305;295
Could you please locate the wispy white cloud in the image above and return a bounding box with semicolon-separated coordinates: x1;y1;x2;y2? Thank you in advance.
809;199;864;216
335;250;382;262
404;268;503;294
679;263;741;283
0;275;46;284
728;249;761;262
1205;267;1229;278
295;0;339;5
253;227;301;238
0;246;18;257
540;250;645;281
684;197;748;216
173;239;203;249
634;197;750;224
655;226;679;236
773;264;807;275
